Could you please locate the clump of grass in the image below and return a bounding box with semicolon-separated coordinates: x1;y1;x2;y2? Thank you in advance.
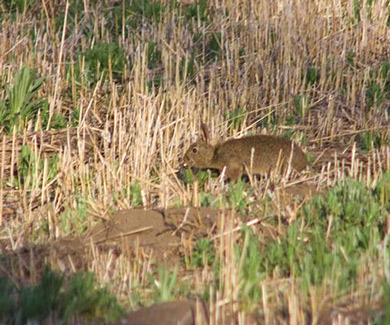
227;106;246;131
192;238;216;267
1;0;34;14
0;66;46;133
365;61;390;108
0;268;124;324
62;272;124;321
128;0;166;27
16;145;59;189
253;176;388;297
182;0;209;22
80;42;126;82
59;198;89;236
149;266;179;302
130;182;143;207
227;180;252;214
305;67;320;86
356;131;390;151
180;168;211;188
235;226;263;308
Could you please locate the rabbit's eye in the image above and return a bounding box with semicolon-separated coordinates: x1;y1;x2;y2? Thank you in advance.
192;147;198;153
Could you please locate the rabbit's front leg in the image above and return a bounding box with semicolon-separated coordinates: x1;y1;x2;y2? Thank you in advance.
225;163;242;183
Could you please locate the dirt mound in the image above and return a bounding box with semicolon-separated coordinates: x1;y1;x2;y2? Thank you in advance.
0;208;220;278
122;299;209;325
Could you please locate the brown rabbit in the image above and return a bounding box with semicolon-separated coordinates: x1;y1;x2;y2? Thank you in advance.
183;124;307;182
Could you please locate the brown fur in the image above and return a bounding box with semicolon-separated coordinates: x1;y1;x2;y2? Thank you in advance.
183;135;307;182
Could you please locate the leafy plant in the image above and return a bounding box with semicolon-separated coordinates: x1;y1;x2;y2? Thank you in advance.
205;32;222;62
127;0;165;28
62;272;124;322
20;269;63;322
41;103;67;130
16;145;59;190
149;267;178;302
227;106;246;131
81;42;126;82
192;238;216;267
228;179;250;214
356;131;389;151
183;0;209;22
0;66;47;133
2;0;34;13
147;41;162;70
292;94;310;118
130;182;143;207
60;198;88;235
256;177;387;294
0;268;124;323
180;168;211;187
365;61;390;108
235;226;263;305
305;67;320;85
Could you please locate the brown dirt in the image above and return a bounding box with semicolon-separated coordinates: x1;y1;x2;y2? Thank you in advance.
119;298;261;325
121;299;209;325
0;207;221;279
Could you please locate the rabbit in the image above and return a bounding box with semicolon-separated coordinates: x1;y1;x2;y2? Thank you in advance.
183;124;307;182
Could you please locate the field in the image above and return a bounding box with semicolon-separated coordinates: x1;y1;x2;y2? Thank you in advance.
1;0;390;323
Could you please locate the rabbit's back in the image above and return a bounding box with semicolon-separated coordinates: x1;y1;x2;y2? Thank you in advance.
214;135;306;174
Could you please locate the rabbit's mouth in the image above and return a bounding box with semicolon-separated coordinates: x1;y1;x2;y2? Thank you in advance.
182;156;193;167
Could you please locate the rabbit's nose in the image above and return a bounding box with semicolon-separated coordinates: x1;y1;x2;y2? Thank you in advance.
182;156;190;167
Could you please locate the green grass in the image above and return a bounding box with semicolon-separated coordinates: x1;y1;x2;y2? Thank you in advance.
0;66;46;133
0;268;124;324
149;266;179;302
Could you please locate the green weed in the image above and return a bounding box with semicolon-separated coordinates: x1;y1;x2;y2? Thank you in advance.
375;173;390;210
180;168;211;187
127;0;165;28
227;106;246;131
0;278;15;322
192;238;216;267
16;145;59;190
228;180;251;214
292;94;310;118
256;177;388;294
62;272;124;322
19;269;63;323
205;32;222;62
365;61;390;108
235;226;263;306
80;42;126;82
305;67;320;85
149;266;178;302
0;66;47;133
130;182;143;207
356;131;389;151
1;0;34;14
0;268;124;323
59;198;88;235
182;0;209;22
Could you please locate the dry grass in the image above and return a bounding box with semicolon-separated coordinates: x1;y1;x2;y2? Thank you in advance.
0;0;390;323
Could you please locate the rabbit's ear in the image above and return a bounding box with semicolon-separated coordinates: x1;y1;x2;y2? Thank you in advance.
200;122;210;143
